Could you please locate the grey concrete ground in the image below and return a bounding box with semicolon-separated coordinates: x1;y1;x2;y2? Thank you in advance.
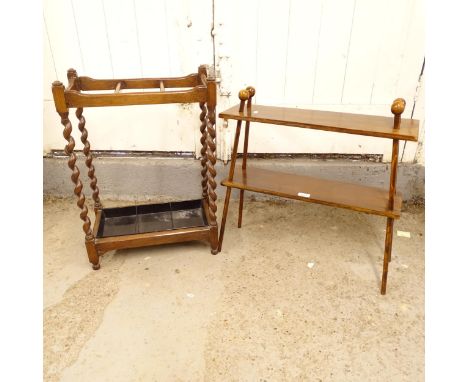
44;196;424;382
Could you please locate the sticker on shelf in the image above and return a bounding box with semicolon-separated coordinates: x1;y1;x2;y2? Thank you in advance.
298;192;310;198
397;230;411;238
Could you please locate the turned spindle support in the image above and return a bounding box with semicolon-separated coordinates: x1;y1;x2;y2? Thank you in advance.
238;86;255;228
381;97;406;295
218;88;250;252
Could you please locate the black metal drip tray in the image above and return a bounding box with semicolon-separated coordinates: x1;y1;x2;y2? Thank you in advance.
96;199;207;238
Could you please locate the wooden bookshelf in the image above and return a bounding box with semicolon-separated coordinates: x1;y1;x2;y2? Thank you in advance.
217;86;419;295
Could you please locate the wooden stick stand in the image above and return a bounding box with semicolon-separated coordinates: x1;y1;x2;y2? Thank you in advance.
218;88;419;294
51;66;219;270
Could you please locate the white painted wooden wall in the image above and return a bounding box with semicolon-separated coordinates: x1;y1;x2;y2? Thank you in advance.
43;0;424;163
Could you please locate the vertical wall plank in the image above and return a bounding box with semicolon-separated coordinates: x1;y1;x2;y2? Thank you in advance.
215;0;260;95
413;75;425;164
401;74;425;163
370;0;414;105
134;0;171;76
162;0;213;155
396;0;424;104
102;0;142;78
255;0;290;104
164;0;213;76
187;0;213;70
71;0;113;77
284;0;323;105
43;0;83;75
212;0;261;161
161;0;184;76
43;0;83;153
341;0;387;104
312;0;356;105
43;19;57;101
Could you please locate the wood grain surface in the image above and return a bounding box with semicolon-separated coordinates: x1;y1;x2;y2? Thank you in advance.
220;104;419;141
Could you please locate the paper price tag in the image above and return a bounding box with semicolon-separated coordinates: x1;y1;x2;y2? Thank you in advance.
397;230;411;238
298;192;310;198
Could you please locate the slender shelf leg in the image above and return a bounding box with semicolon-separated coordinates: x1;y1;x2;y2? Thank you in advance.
218;186;233;251
238;86;256;228
217;89;250;252
380;98;406;294
237;123;249;228
238;193;245;229
381;217;394;294
218;121;242;252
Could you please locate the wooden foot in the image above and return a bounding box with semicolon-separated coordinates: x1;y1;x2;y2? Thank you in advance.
209;225;219;255
238;190;245;228
218;187;232;252
85;240;100;270
380;217;394;295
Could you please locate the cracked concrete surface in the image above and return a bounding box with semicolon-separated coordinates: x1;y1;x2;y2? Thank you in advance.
44;197;424;381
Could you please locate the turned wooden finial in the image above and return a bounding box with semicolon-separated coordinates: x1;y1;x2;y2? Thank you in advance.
391;98;406;115
391;98;406;129
52;80;63;87
246;86;256;98
67;68;78;79
239;89;249;101
245;86;255;110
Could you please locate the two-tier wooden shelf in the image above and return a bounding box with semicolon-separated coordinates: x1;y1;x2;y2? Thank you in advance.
217;87;419;294
51;66;219;270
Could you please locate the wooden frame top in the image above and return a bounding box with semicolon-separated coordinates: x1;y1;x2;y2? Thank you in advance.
52;67;215;111
219;104;419;141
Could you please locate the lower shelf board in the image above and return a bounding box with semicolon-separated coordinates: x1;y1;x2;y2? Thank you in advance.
222;166;402;218
92;199;212;251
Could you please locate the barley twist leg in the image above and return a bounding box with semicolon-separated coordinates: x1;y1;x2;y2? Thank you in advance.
199;102;209;199
206;104;218;254
76;107;102;211
60;112;100;269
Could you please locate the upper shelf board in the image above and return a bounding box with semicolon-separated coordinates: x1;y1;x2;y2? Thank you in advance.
219;104;419;141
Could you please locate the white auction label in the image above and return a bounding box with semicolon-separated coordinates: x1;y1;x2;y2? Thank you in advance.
298;192;310;198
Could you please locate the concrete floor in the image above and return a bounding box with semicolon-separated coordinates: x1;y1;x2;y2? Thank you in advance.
44;197;424;382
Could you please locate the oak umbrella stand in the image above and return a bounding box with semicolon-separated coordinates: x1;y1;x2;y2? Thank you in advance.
217;87;419;295
51;66;219;270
